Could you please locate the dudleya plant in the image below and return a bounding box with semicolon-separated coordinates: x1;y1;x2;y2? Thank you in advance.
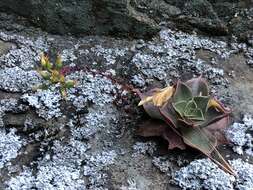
36;53;76;98
137;77;236;176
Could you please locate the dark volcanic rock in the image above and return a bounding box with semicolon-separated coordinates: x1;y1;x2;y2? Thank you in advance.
134;0;253;38
0;0;159;38
0;0;252;40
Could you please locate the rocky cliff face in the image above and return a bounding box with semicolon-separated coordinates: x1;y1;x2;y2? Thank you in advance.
0;1;253;190
0;0;252;41
0;0;159;38
0;12;253;189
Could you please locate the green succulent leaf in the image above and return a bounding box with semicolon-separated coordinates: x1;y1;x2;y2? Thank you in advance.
180;126;216;154
36;53;77;99
183;100;204;121
32;84;49;91
210;147;236;176
56;54;63;70
135;77;235;176
184;100;197;114
186;108;205;121
180;125;235;175
45;61;53;70
186;77;209;96
64;80;76;89
174;81;192;103
38;70;51;80
193;96;209;114
172;101;188;117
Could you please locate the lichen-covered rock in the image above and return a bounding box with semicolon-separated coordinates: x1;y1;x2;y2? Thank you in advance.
0;67;41;92
174;158;253;190
132;142;157;157
6;168;35;190
0;11;253;190
0;128;25;169
0;98;28;127
21;89;62;120
226;114;253;155
6;140;89;189
130;29;231;86
67;72;120;107
0;32;48;70
230;159;253;190
173;159;235;190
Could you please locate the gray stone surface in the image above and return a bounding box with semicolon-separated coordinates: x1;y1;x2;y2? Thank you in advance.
0;11;252;190
0;40;14;56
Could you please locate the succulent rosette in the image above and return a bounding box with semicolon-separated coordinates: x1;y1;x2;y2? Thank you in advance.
36;53;76;97
137;77;236;175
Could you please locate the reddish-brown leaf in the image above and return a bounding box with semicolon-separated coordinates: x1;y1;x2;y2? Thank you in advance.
136;120;186;150
185;76;209;96
205;115;230;145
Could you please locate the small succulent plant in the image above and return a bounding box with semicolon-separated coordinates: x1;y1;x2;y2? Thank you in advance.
36;53;76;98
137;77;236;175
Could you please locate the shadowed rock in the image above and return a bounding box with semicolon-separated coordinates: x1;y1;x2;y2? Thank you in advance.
0;0;159;38
0;0;252;40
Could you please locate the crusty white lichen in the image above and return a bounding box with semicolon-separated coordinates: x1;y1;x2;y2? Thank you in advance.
226;114;253;155
120;179;138;190
230;159;253;190
0;67;41;93
132;142;157;157
66;71;121;107
173;158;253;190
88;45;127;65
173;159;235;190
71;107;117;140
6;168;36;190
0;128;25;169
0;32;48;70
6;139;90;190
21;89;62;120
83;150;117;189
130;29;245;87
152;156;174;174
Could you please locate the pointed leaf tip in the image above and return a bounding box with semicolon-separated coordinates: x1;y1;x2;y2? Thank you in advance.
186;76;209;96
138;96;153;106
174;81;192;103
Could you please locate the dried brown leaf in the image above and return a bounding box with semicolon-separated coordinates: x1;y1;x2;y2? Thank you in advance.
208;99;227;113
138;86;174;107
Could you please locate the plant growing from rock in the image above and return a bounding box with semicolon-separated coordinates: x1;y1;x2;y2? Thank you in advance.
136;77;236;175
36;53;76;97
